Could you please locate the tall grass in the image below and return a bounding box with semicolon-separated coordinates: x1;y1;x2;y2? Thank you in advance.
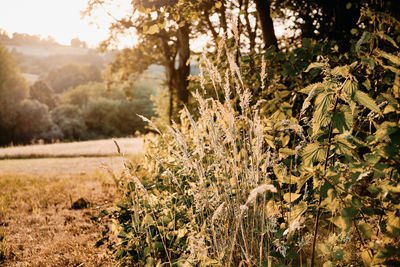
105;40;312;266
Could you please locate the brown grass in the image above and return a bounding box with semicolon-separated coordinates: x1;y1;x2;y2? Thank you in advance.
0;171;118;266
0;157;127;178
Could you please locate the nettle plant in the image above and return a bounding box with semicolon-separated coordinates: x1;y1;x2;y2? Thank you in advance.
95;9;400;267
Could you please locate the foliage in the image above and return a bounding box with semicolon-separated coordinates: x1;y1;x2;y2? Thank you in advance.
50;104;87;140
94;9;400;266
11;49;110;76
29;80;55;109
41;62;102;93
0;41;159;144
14;100;58;143
52;81;156;140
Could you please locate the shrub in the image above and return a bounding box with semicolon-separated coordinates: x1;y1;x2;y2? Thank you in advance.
96;9;400;266
51;104;87;140
14;100;55;143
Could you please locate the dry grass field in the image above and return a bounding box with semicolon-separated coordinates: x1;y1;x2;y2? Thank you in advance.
0;137;143;159
0;138;143;266
0;157;126;178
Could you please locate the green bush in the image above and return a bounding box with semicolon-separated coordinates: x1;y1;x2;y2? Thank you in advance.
50;104;87;140
52;80;156;140
95;9;400;266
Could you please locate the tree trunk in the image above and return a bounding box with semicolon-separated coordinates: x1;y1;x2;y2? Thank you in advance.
175;23;191;112
254;0;278;50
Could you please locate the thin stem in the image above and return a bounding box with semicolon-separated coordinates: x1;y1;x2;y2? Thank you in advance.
311;77;348;267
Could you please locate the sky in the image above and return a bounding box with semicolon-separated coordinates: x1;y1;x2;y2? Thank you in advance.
0;0;116;47
0;0;287;50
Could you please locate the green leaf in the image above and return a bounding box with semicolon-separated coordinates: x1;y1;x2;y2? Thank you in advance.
142;214;155;226
383;104;396;114
387;213;400;236
312;91;334;135
362;79;371;90
378;32;399;48
354;90;381;114
283;193;302;203
299;82;324;94
279;147;296;156
356;31;371;53
361;250;373;266
115;248;127;260
359;223;373;240
323;261;335;267
331;65;350;77
361;57;375;69
290;201;307;222
364;153;381;164
382;64;400;74
299;142;326;166
305;62;328;72
273;164;296;184
333;108;353;133
343;80;357;99
342;206;358;218
333;248;344;260
334;135;356;158
321;188;339;213
378;50;400;65
332;216;352;232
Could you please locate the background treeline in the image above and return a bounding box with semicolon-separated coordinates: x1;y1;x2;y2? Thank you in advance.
0;42;158;146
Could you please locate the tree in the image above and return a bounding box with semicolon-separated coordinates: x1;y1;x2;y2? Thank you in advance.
70;37;88;48
254;0;278;49
14;100;54;143
41;63;102;93
0;43;28;144
269;0;399;50
84;0;211;122
51;104;87;140
29;80;55;109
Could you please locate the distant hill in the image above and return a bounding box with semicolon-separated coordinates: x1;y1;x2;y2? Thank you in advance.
3;42;113;81
5;44;91;57
0;32;203;85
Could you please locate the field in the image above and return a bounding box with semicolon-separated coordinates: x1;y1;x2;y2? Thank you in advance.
0;138;142;266
0;137;143;159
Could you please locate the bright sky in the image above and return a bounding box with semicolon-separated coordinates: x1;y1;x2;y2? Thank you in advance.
0;0;287;50
0;0;115;48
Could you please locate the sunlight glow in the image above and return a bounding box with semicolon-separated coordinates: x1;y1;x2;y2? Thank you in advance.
0;0;124;47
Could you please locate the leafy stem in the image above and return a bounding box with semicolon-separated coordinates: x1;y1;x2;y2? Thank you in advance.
311;76;348;267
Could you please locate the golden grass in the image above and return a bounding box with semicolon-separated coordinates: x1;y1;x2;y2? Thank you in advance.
0;157;127;178
0;137;143;159
0;171;118;266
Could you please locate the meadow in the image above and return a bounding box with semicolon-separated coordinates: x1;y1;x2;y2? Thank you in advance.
0;137;143;159
0;138;143;266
